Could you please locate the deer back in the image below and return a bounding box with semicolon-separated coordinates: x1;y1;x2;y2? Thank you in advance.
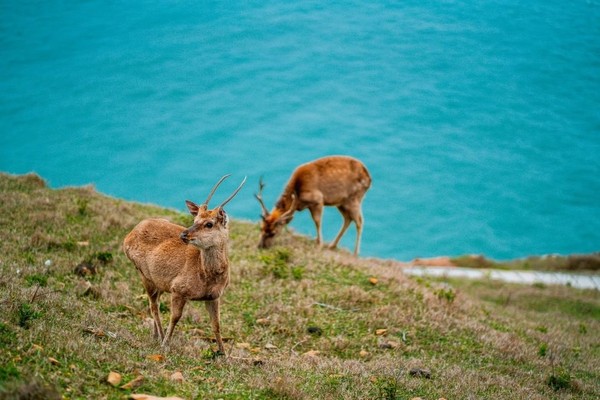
288;155;371;206
123;218;196;291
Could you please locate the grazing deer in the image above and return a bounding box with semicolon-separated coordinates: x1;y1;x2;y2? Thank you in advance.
255;155;371;256
123;175;246;353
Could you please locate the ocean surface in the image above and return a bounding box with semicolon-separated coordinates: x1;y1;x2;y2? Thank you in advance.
1;1;599;261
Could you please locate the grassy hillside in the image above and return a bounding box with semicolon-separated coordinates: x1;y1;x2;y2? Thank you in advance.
0;172;598;400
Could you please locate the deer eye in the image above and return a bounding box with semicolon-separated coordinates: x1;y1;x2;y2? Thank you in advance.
205;222;213;229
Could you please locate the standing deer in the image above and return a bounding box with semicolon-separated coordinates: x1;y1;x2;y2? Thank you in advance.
123;175;246;353
255;155;371;256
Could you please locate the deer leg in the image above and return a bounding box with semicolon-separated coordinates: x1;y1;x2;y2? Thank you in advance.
147;288;164;341
205;300;224;354
308;204;324;247
348;204;364;256
162;293;186;347
329;206;352;250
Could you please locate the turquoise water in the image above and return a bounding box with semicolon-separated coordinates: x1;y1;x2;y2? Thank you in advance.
1;1;599;261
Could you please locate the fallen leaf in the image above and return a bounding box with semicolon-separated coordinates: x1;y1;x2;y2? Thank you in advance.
359;350;369;358
170;371;184;383
264;343;277;350
77;241;89;247
48;357;60;366
146;354;165;362
368;277;378;285
30;344;43;352
375;328;388;336
236;342;251;349
256;318;270;326
107;371;122;386
129;395;185;400
121;375;144;390
302;350;320;357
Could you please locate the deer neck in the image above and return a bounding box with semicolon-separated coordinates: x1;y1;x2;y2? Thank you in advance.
200;243;229;275
275;190;295;214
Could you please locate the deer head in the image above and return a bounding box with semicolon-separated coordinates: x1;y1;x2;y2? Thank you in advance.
181;175;246;249
255;177;297;249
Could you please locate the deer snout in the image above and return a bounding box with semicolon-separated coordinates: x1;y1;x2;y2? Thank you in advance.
180;230;190;243
258;235;273;249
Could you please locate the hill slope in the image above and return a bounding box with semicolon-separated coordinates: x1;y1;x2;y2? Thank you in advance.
0;173;598;399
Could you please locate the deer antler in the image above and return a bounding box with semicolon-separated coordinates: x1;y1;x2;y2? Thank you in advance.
254;177;270;217
204;174;231;207
218;176;247;209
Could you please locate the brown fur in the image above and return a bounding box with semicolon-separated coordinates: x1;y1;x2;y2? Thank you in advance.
256;156;371;255
123;177;245;352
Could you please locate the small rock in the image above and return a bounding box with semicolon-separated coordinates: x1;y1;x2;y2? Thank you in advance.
409;368;431;379
44;259;53;267
107;371;122;386
76;280;100;298
307;326;323;336
252;358;264;366
170;371;184;383
359;350;369;358
74;262;96;277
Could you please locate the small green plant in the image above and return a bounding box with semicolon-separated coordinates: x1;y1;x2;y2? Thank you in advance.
372;376;400;400
546;371;573;391
535;325;548;333
538;343;548;357
578;323;587;334
434;286;456;303
25;274;48;287
261;248;293;279
77;198;89;216
291;265;305;280
93;251;113;263
0;363;20;382
18;303;41;328
0;323;13;345
242;311;255;327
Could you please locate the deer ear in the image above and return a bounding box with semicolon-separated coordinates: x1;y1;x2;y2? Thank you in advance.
185;200;199;216
218;208;229;226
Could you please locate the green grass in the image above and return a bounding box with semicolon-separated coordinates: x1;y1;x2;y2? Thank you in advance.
0;172;599;399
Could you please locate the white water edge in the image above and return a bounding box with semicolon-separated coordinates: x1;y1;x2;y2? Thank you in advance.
402;266;600;291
